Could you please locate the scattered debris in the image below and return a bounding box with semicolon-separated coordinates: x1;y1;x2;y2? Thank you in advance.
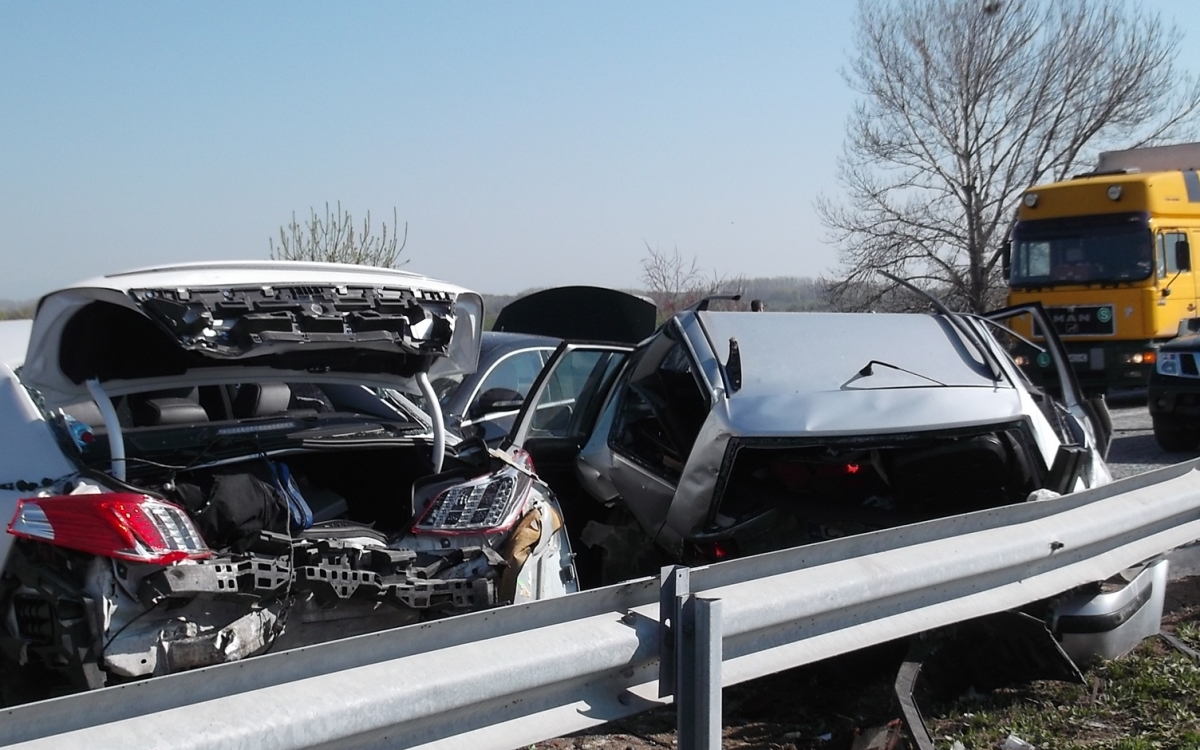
1001;734;1036;750
849;719;903;750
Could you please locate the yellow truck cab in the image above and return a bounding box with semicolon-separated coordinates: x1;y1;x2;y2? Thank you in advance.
1007;143;1200;393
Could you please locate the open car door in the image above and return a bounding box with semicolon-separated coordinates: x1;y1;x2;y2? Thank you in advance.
507;343;632;469
983;303;1113;460
504;342;634;586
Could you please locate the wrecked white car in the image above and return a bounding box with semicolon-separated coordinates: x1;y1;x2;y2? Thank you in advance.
0;262;576;703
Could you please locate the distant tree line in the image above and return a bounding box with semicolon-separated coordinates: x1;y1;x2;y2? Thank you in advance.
738;277;828;312
636;244;829;317
484;275;830;330
0;303;34;321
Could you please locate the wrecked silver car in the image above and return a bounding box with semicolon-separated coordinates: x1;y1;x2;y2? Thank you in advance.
0;262;576;702
504;301;1112;580
498;296;1177;670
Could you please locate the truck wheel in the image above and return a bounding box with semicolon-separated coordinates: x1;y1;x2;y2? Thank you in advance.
1152;420;1200;452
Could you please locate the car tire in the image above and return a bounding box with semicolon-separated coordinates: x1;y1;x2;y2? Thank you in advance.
1152;420;1200;452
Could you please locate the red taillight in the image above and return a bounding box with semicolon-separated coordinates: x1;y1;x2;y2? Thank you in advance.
709;542;733;560
8;493;211;565
693;539;739;562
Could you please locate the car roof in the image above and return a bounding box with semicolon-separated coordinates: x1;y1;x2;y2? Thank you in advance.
1160;333;1200;352
696;311;999;396
687;311;1020;436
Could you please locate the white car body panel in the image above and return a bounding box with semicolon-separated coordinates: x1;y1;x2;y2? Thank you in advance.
0;362;77;566
0;320;32;370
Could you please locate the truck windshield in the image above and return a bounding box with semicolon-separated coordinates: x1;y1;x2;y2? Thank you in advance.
1010;227;1152;286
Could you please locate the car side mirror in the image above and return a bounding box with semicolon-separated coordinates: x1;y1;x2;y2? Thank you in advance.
469;388;524;420
1175;239;1191;272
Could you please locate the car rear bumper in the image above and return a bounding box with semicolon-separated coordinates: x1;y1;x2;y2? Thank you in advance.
1051;558;1169;664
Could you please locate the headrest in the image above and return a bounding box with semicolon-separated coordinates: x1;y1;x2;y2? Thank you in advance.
232;383;292;418
132;397;209;426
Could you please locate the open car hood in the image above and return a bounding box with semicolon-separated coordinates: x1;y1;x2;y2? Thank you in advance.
22;261;483;408
492;286;656;345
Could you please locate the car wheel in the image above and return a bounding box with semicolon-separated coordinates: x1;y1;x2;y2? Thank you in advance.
1152;420;1200;452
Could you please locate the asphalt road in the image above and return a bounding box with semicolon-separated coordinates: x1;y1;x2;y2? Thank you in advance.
1106;394;1195;479
1105;395;1200;579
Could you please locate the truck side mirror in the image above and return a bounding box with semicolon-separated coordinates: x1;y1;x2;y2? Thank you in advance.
1001;241;1011;281
1176;238;1191;272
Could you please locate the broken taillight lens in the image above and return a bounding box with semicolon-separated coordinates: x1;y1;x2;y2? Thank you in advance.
412;466;533;535
8;493;211;565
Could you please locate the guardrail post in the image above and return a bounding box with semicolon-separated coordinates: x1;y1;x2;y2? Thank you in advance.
660;565;723;749
676;595;723;750
659;565;689;698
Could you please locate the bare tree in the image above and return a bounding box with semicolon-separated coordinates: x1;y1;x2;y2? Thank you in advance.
269;202;408;268
640;244;746;317
819;0;1200;313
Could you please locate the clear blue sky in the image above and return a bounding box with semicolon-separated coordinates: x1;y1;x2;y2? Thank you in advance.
1;2;1197;301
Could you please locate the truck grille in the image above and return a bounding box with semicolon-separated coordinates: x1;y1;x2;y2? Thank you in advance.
1036;305;1116;337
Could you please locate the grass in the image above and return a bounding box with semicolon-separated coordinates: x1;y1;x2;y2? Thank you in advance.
923;622;1200;750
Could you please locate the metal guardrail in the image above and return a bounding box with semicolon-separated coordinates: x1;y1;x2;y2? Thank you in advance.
4;460;1200;749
